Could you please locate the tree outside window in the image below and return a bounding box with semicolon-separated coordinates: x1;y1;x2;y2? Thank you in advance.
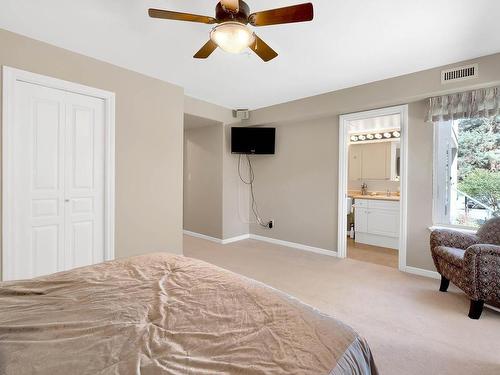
434;116;499;228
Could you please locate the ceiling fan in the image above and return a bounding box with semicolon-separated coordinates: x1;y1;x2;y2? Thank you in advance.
148;0;314;62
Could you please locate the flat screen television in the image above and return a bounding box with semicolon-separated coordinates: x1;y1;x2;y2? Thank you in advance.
231;127;276;155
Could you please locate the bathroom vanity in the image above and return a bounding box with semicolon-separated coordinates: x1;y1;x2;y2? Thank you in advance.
352;197;400;249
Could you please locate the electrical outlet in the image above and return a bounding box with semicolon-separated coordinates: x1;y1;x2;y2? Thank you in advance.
268;220;275;229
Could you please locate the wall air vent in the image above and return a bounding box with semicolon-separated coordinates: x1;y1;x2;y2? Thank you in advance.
441;63;478;84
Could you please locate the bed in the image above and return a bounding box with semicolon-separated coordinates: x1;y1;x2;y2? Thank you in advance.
0;253;377;374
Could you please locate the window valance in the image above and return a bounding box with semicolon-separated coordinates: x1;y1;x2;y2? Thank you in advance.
426;86;500;123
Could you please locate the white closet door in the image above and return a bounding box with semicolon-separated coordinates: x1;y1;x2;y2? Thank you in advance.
64;91;105;269
13;82;66;279
10;81;105;280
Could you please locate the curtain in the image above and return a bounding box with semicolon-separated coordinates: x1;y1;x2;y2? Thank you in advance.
426;86;500;123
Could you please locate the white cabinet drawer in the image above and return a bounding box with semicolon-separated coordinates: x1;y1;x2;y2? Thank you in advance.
368;200;399;211
353;199;369;207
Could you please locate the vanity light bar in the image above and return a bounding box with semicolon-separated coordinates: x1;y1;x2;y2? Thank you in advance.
350;131;400;142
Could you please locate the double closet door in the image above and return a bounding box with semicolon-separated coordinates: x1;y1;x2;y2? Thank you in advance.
8;81;106;280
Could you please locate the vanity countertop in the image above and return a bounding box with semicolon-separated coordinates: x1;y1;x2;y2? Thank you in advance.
348;192;400;202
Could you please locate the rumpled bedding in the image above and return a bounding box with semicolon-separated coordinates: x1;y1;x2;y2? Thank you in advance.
0;253;378;374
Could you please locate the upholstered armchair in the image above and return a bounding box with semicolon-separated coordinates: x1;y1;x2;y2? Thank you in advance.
430;217;500;319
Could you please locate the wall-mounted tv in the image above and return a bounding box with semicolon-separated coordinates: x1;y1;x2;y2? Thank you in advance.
231;127;276;155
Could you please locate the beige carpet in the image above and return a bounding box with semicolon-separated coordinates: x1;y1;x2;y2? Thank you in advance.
183;235;500;375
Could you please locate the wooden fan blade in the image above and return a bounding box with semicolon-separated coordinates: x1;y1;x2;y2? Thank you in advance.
220;0;239;12
194;40;218;59
148;9;217;24
249;35;278;62
249;3;313;26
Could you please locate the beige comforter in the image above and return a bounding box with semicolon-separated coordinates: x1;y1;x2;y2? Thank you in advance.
0;253;377;374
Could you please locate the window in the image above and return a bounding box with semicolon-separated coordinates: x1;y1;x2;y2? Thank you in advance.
433;116;499;228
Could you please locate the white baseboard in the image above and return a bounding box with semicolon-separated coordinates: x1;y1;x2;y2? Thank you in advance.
221;234;250;244
485;304;500;313
183;230;336;257
183;230;223;244
183;230;250;245
404;266;440;279
249;234;337;257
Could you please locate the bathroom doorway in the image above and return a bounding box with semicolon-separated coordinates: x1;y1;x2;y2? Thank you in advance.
337;105;408;270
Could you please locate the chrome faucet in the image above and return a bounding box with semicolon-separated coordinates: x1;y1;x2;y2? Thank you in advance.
361;183;368;195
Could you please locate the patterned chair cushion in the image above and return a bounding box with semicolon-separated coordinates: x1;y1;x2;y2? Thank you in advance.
433;246;465;268
477;216;500;245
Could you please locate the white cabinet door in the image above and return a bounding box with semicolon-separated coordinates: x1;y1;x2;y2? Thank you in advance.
354;207;368;232
9;81;105;280
366;209;400;237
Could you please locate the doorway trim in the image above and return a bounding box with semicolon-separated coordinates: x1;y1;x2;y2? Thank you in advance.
337;104;408;271
2;66;116;280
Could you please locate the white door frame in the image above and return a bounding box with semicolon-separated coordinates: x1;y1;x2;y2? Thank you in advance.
337;105;408;271
2;66;116;280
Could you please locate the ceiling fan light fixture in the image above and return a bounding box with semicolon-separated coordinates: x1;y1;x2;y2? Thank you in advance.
210;21;255;54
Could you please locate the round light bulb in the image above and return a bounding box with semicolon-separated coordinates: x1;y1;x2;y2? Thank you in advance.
366;134;374;140
384;132;392;138
375;133;382;139
210;22;255;54
350;135;358;142
392;131;400;138
358;135;366;141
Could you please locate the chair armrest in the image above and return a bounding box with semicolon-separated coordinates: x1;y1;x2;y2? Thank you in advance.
463;244;500;302
466;244;500;257
430;229;479;251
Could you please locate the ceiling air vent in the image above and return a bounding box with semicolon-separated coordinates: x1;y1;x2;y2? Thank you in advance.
441;63;478;84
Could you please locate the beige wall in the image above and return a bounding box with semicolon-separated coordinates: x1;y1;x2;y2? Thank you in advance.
248;102;435;268
183;125;223;238
246;53;500;126
0;29;184;279
222;124;250;239
245;52;500;271
183;96;249;240
406;101;435;270
249;118;338;249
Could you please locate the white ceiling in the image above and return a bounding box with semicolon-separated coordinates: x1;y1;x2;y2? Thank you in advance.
1;0;500;110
